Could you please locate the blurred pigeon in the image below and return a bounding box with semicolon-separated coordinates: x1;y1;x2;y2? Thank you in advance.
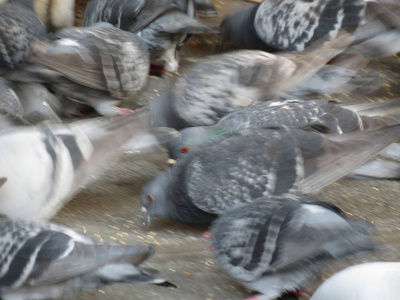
219;0;399;52
311;262;400;300
3;25;150;116
0;108;178;221
0;0;46;69
167;99;400;159
84;0;216;72
0;79;61;126
211;196;376;300
141;125;400;226
12;82;62;124
150;33;354;129
0;218;172;300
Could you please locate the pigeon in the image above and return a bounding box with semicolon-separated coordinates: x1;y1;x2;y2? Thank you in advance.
210;196;376;300
0;218;172;300
219;0;399;52
84;0;216;72
0;0;46;69
3;25;150;116
310;262;400;300
167;99;400;159
11;82;62;124
150;32;354;129
0;108;178;221
141;124;400;226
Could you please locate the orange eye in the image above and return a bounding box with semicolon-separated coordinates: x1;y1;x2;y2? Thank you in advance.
180;147;190;153
146;194;153;202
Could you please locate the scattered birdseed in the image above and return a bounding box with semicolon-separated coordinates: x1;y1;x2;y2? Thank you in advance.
126;220;135;224
94;234;102;238
205;260;214;267
119;240;126;245
169;268;177;272
110;236;117;241
137;235;144;240
372;187;380;191
98;290;105;295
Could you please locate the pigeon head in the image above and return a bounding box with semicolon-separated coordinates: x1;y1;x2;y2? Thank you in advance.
168;125;231;159
140;171;174;227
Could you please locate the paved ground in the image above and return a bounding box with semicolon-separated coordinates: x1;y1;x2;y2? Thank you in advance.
53;1;400;299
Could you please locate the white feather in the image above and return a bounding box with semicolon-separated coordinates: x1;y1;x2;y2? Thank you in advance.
311;262;400;300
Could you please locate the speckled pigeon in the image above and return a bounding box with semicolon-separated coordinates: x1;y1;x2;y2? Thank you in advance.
141;125;400;226
311;262;400;300
210;196;376;300
3;25;150;116
0;218;171;300
0;0;46;69
150;33;354;129
219;0;400;52
0;108;178;221
0;79;61;127
167;99;400;159
84;0;216;72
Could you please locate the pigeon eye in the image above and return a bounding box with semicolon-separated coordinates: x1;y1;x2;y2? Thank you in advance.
146;194;154;203
180;147;190;153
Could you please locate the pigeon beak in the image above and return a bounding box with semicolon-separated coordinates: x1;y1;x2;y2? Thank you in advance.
141;206;151;227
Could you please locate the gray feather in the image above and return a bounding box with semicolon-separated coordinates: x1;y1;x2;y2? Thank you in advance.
0;0;46;69
143;125;400;225
0;218;168;300
211;196;375;300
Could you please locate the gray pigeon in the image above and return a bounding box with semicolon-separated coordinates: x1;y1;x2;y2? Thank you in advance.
3;25;150;116
0;79;61;127
141;125;400;226
0;218;172;300
84;0;216;72
310;262;400;300
0;0;46;69
219;0;399;52
11;82;62;124
150;33;354;129
211;196;376;300
0;108;178;221
167;99;400;159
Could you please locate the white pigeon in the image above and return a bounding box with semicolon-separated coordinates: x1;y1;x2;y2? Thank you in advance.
0;108;177;221
311;262;400;300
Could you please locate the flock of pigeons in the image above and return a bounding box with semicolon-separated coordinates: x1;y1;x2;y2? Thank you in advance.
1;0;400;299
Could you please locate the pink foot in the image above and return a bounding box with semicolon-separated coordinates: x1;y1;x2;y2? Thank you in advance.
242;296;259;300
116;107;138;115
202;231;212;239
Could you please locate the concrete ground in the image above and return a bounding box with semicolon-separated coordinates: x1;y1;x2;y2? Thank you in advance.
53;1;400;299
